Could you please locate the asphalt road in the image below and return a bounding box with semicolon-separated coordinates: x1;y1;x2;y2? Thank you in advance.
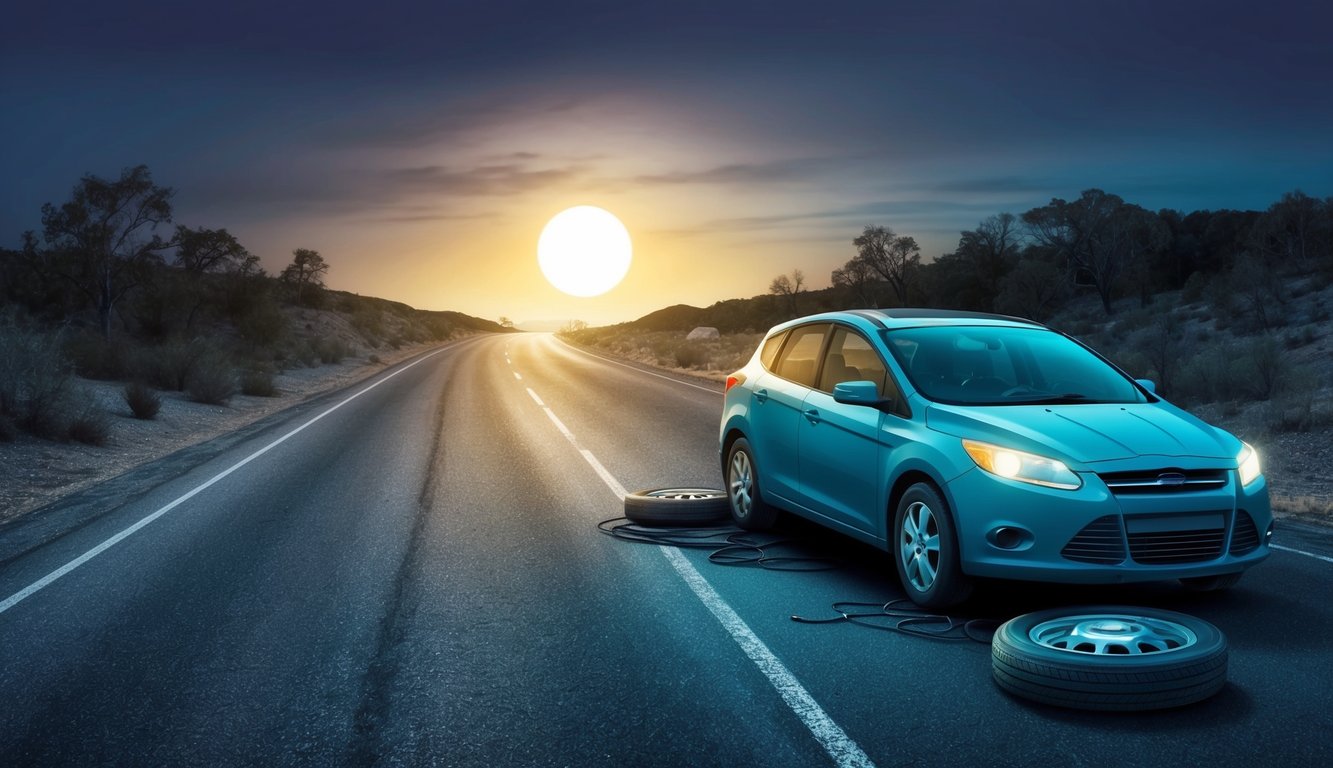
1;333;1330;767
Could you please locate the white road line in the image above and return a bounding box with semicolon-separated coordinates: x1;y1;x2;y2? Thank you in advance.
660;547;875;768
1273;543;1333;564
553;335;723;395
527;385;875;768
0;343;457;617
514;372;522;381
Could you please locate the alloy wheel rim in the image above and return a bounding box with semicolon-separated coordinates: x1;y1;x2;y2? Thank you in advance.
1029;614;1198;655
646;489;726;501
729;452;753;519
900;501;940;592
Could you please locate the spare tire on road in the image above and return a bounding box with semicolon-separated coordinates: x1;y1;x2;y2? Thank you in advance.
623;488;730;527
991;606;1227;711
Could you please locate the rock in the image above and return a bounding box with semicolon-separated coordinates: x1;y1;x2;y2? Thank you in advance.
686;326;720;341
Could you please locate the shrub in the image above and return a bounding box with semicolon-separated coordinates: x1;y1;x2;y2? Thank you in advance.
124;382;162;420
64;333;134;380
368;354;382;365
315;337;352;364
674;343;709;369
186;351;236;405
148;339;208;391
0;318;75;439
66;395;111;445
236;302;288;346
239;368;277;397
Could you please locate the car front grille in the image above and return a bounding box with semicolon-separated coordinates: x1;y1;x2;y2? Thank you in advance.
1061;516;1127;564
1229;510;1260;555
1098;468;1229;494
1127;528;1226;564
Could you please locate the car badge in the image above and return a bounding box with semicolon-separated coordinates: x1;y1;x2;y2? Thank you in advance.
1156;472;1187;486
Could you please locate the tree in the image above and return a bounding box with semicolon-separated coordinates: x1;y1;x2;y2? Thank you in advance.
31;164;173;339
281;248;329;305
498;316;515;328
1022;189;1168;315
932;213;1021;312
768;269;805;315
831;254;878;307
994;249;1071;322
173;226;259;275
853;225;919;305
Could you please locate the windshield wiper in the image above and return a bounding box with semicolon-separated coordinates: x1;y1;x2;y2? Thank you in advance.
1004;393;1102;405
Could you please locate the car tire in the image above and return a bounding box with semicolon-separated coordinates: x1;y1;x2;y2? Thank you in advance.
991;606;1228;711
623;488;730;527
892;482;972;609
725;438;779;530
1179;572;1243;591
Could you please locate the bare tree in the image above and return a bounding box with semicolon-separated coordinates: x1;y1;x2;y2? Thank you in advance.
31;165;173;339
281;248;329;305
853;226;919;305
498;316;515;329
769;268;805;315
995;255;1070;322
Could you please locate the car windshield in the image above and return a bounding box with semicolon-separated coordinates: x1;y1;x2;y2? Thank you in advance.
884;325;1147;406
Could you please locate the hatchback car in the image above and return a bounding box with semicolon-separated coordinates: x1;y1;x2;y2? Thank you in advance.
718;309;1272;608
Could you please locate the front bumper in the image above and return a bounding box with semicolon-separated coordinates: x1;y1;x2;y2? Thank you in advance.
944;465;1273;584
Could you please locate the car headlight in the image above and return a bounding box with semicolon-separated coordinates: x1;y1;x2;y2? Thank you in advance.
962;439;1082;490
1237;442;1261;487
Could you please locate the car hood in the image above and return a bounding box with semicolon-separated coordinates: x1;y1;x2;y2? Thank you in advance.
925;401;1239;465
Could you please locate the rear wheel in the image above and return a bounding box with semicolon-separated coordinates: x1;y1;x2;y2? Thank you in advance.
892;482;971;609
726;438;778;530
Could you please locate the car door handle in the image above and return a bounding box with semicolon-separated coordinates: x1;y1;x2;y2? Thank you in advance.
803;409;821;424
754;389;769;404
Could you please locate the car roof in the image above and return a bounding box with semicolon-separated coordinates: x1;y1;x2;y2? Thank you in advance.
769;308;1046;334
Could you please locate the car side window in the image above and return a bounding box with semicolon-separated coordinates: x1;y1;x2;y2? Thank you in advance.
772;324;828;387
818;327;889;395
759;330;789;371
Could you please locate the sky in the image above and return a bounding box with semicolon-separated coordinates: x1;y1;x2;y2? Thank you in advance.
3;0;1331;328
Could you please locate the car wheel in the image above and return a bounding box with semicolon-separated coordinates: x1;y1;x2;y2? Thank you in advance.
893;483;972;609
1179;572;1243;591
623;488;729;527
992;606;1228;711
726;438;779;530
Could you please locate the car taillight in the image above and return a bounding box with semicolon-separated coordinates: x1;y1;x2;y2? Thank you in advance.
725;373;745;392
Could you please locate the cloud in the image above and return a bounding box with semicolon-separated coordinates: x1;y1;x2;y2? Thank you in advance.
379;163;586;197
633;157;839;186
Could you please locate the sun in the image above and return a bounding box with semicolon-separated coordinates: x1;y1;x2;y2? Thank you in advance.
537;206;632;297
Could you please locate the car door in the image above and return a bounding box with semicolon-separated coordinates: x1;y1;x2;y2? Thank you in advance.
748;323;829;506
797;325;893;534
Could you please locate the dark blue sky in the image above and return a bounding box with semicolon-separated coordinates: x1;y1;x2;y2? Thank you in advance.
4;0;1331;323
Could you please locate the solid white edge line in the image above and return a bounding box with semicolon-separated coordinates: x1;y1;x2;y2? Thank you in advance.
0;342;459;616
552;335;723;395
525;382;875;768
1272;543;1333;564
659;547;876;768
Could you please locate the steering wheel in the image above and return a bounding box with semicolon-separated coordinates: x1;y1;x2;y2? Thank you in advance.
1001;385;1040;397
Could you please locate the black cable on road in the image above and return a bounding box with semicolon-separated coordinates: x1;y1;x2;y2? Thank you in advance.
597;517;843;571
791;599;999;644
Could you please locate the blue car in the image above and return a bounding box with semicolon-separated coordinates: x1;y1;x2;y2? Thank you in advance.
718;309;1272;608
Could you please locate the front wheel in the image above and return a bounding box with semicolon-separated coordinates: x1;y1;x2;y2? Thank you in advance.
725;438;779;530
892;482;971;609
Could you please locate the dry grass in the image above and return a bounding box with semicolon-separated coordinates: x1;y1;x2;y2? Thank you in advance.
562;327;762;380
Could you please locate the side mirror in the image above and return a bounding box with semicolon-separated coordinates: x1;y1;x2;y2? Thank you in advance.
1135;378;1157;393
833;380;885;407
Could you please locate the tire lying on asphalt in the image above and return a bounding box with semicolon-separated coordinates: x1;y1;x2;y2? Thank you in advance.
991;606;1227;711
623;488;730;527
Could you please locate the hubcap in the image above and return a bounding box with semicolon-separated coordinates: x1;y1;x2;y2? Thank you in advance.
899;501;940;592
1029;614;1198;655
728;451;753;520
646;489;725;501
